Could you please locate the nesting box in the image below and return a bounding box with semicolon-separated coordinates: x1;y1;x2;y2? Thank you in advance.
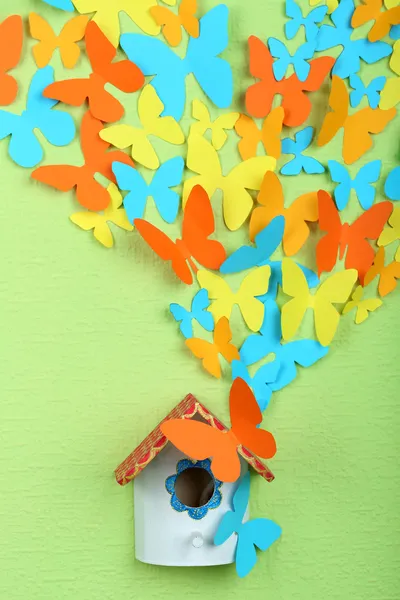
115;394;274;567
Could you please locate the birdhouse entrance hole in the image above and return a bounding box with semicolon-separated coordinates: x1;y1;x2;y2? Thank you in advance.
174;466;215;508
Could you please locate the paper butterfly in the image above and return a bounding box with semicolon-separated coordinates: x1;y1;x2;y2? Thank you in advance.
43;22;144;123
245;36;335;126
352;0;400;42
29;13;89;69
315;0;392;79
42;0;74;9
385;166;400;201
150;0;199;47
184;134;275;231
364;247;400;296
0;66;75;169
31;111;133;211
73;0;160;47
316;190;393;284
185;316;239;378
100;85;184;171
112;157;184;224
342;285;382;324
380;41;400;109
349;74;386;109
214;472;282;578
281;258;358;346
69;183;133;248
378;205;400;260
309;0;338;14
191;99;239;151
234;107;284;161
328;159;382;210
317;76;396;165
134;185;226;285
285;0;328;42
170;289;214;339
231;359;280;412
0;15;23;106
197;266;271;332
280;126;325;175
268;39;316;82
160;377;277;483
120;5;233;121
389;39;400;74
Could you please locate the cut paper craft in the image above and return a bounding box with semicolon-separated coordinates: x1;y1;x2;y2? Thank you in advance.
364;247;400;296
150;0;199;47
281;258;358;346
246;36;335;126
120;5;233;121
31;111;133;210
112;157;184;224
389;39;400;74
170;289;214;339
235;107;284;161
231;359;280;412
0;15;23;106
285;0;328;42
349;74;386;109
197;266;271;332
42;0;74;10
309;0;338;14
328;159;382;210
29;13;89;69
281;126;325;175
250;171;318;255
185;316;239;378
317;75;396;165
268;39;316;82
379;78;400;110
134;185;226;285
73;0;160;47
316;190;393;284
69;183;133;248
384;166;400;201
43;21;144;123
351;0;400;42
378;206;400;261
315;0;392;79
191;99;239;151
0;66;75;169
391;23;400;39
183;134;276;231
100;85;184;170
214;472;281;578
342;285;382;324
160;377;277;483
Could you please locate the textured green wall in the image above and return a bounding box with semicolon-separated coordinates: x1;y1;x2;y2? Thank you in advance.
1;1;399;599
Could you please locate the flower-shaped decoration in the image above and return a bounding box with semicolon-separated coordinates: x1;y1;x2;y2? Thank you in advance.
165;458;223;520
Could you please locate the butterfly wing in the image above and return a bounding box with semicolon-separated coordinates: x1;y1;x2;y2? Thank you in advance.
272;339;328;390
237;266;271;332
249;171;285;241
281;258;310;341
245;36;276;119
197;270;234;323
352;160;381;210
58;15;89;69
318;76;349;148
343;107;396;165
268;38;290;81
29;13;57;68
214;472;250;546
69;212;114;248
150;6;182;47
261;106;284;160
185;337;223;378
237;518;282;578
141;85;184;145
378;205;400;246
0;15;23;105
283;192;318;256
170;304;193;338
191;289;214;332
213;316;240;364
384;167;400;201
316;190;343;276
150;156;184;223
328;159;352;211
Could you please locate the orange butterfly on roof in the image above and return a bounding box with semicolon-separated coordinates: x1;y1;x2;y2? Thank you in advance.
316;190;393;284
161;377;276;483
234;107;284;161
352;0;400;42
0;15;23;106
317;76;396;165
43;21;144;123
134;185;226;285
150;0;199;47
31;111;134;211
186;317;239;378
364;247;400;296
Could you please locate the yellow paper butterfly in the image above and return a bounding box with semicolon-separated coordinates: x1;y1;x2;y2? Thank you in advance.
309;0;338;14
380;41;400;109
69;183;133;248
378;205;400;262
100;85;185;170
197;266;271;332
342;286;382;324
234;107;284;161
190;99;239;151
281;258;358;347
183;134;276;231
385;0;398;8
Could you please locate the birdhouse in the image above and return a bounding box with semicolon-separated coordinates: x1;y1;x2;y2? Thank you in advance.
115;393;274;567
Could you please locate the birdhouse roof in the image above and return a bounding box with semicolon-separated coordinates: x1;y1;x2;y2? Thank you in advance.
115;394;274;486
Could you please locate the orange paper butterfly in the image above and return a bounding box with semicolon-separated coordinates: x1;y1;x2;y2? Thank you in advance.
317;76;396;165
234;107;284;161
364;247;400;296
31;111;134;211
134;185;226;285
150;0;199;47
43;21;144;123
352;0;400;42
0;15;23;106
160;377;276;483
316;190;393;284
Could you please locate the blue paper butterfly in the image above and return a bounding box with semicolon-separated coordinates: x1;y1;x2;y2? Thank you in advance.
214;472;282;578
349;74;386;109
231;356;280;411
170;289;214;339
385;167;400;201
268;38;316;82
0;67;75;168
281;127;325;176
315;0;392;79
391;24;400;40
112;157;184;224
285;0;328;43
328;159;382;210
42;0;74;10
120;5;233;121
